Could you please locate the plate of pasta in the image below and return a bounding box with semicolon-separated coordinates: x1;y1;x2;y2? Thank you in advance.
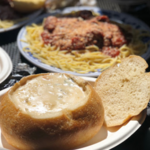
17;6;150;77
0;6;43;33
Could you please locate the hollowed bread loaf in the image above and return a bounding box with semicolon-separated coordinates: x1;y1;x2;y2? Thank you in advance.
0;73;104;150
95;55;150;127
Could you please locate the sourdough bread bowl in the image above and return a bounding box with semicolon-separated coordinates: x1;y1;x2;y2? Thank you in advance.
10;0;45;13
94;55;150;127
0;73;104;150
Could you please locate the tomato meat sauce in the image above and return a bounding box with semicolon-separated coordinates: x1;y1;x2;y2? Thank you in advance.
41;10;131;58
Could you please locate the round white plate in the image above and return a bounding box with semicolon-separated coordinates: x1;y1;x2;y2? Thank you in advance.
17;6;150;77
0;47;12;84
0;9;43;33
0;77;146;150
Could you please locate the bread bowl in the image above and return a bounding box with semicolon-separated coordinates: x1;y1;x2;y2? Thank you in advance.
0;73;104;150
10;0;45;13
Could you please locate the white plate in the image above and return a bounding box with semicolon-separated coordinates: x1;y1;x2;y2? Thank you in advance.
0;47;12;84
0;77;146;150
0;9;43;33
17;6;150;77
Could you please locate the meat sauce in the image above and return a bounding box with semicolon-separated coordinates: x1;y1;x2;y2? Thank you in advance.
41;10;132;58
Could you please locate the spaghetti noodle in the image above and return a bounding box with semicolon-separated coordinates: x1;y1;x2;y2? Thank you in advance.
0;20;16;29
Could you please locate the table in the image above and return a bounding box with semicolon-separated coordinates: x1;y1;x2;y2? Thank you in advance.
0;1;150;149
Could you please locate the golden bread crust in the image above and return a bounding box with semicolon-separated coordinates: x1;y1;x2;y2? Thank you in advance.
0;73;104;150
11;0;45;13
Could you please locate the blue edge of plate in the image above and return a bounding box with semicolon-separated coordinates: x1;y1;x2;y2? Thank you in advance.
17;7;150;77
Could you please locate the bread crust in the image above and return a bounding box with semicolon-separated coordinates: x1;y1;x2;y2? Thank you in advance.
94;55;150;127
11;0;45;13
0;73;104;150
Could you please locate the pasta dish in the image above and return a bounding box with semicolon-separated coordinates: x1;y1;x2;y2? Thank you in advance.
23;10;150;73
0;4;25;29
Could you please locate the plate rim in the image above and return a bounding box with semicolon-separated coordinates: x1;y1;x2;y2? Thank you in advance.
0;47;13;84
63;6;150;32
